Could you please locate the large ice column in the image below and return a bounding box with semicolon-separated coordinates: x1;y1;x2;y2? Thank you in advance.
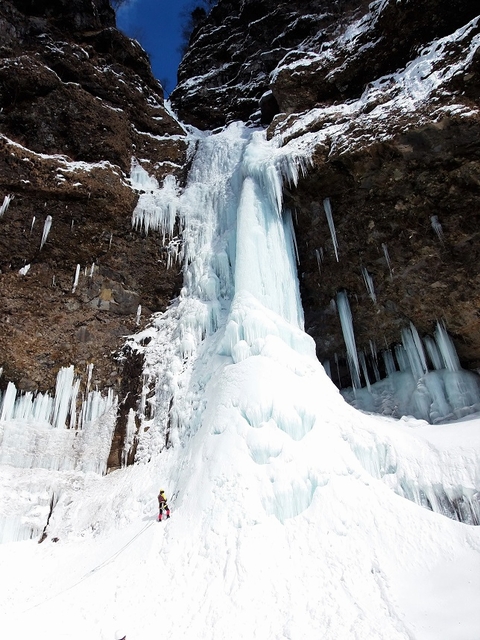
234;133;304;329
220;130;311;364
133;125;312;455
130;125;251;454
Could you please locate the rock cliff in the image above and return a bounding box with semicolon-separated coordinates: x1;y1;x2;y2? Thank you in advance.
0;0;188;466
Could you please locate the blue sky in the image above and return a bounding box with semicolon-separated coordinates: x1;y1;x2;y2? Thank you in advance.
116;0;196;95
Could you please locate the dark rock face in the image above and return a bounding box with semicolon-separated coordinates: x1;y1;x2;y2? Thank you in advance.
174;0;480;387
284;116;480;382
171;0;355;128
0;0;187;466
265;1;480;380
172;0;479;128
10;0;116;32
271;0;479;115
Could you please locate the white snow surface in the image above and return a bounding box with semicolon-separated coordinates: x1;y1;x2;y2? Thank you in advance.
1;121;480;640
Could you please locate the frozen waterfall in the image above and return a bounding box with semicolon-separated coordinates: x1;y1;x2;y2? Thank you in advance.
129;123;479;530
1;119;479;550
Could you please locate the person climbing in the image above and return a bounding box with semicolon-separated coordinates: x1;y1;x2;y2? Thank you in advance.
158;489;170;521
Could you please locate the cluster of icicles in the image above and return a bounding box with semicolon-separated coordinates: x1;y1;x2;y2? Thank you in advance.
0;365;116;472
0;365;113;428
329;292;480;423
313;198;480;423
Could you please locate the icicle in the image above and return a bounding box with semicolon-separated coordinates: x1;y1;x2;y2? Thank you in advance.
323;198;339;262
382;243;393;279
285;210;300;265
72;264;80;293
411;323;428;373
136;304;142;326
69;377;81;429
424;335;443;370
108;233;113;250
336;291;361;388
71;219;75;232
382;349;397;377
394;344;410;372
334;352;341;384
52;366;75;429
361;266;377;303
370;341;381;382
0;382;17;421
52;275;56;287
358;351;371;391
40;215;52;250
89;263;95;277
30;216;36;235
0;194;13;218
315;249;323;275
18;264;30;276
431;215;444;244
401;324;428;380
85;363;94;396
323;360;331;379
435;321;460;371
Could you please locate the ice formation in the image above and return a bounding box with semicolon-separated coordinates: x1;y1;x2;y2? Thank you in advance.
315;247;323;274
129;123;480;532
323;197;339;261
382;242;393;278
361;266;376;303
71;264;81;293
336;291;361;389
431;214;445;243
0;365;116;541
338;311;480;424
40;215;52;250
0;194;13;218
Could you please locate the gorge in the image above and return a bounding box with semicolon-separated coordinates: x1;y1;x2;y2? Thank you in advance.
1;1;480;638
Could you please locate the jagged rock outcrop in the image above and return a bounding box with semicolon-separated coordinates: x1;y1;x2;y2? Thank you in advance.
173;0;480;387
0;0;188;466
171;0;353;128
